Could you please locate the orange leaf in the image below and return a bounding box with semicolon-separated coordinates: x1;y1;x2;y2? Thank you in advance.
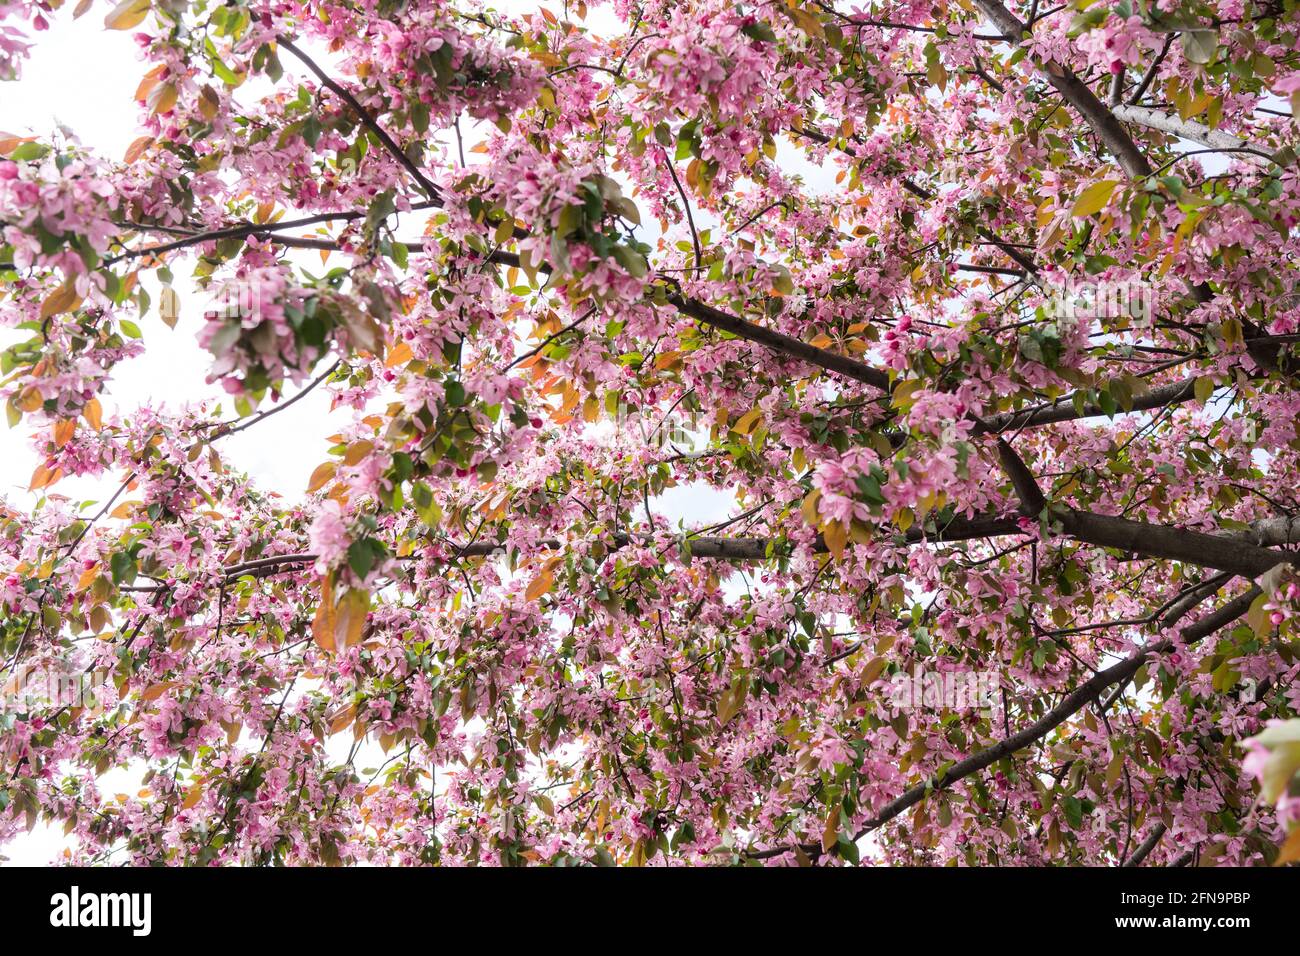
312;573;337;654
822;806;840;853
1276;829;1300;866
133;64;165;101
83;398;103;430
525;568;555;602
306;461;337;493
40;281;80;319
0;134;35;156
28;464;61;491
140;681;177;703
342;440;373;466
109;500;139;519
52;419;76;448
328;705;356;735
385;341;413;368
76;564;100;590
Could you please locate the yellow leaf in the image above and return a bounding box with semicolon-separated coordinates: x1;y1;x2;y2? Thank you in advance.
716;678;746;725
800;490;822;527
1072;180;1121;218
182;784;203;810
158;285;180;329
823;520;848;559
1105;753;1124;788
197;85;220;121
147;83;177;115
17;386;43;413
334;588;369;653
891;379;921;410
1246;592;1272;637
1194;376;1214;404
104;0;151;30
733;408;763;435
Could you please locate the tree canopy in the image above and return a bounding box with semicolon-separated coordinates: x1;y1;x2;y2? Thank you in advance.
2;0;1300;866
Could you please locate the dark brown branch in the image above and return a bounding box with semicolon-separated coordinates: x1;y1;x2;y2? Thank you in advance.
278;38;443;200
665;293;892;392
972;0;1153;178
983;376;1198;432
1057;510;1292;578
1121;822;1167;867
996;437;1047;515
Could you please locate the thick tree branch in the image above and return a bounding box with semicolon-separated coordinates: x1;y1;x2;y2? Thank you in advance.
972;0;1153;178
1056;510;1293;578
1121;821;1167;867
1111;104;1275;162
996;437;1047;515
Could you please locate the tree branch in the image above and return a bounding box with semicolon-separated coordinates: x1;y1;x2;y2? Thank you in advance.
1112;104;1275;163
748;585;1259;861
972;0;1153;178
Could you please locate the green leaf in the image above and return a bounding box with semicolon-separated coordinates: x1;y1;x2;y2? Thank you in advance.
1062;796;1083;829
740;21;776;43
1180;30;1217;65
110;551;137;586
611;244;649;278
9;142;50;162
